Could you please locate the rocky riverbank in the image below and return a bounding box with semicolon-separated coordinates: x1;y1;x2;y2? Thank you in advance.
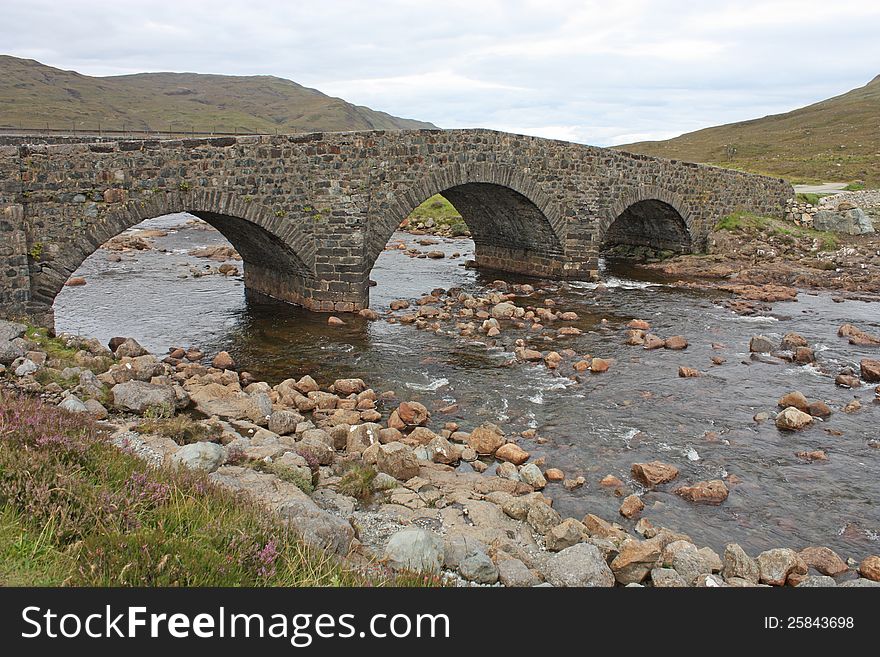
2;318;878;588
642;212;880;302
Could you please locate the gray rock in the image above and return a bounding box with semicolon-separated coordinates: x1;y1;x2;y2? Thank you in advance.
0;337;27;365
519;463;547;489
544;518;589;552
111;380;177;414
813;208;874;235
797;575;837;587
77;369;104;397
295;435;335;466
171;442;226;473
268;409;303;435
650;567;687;587
498;558;541;587
384;528;444;573
372;472;399;491
459;549;499;584
722;543;760;583
526;500;562;535
749;335;775;353
839;578;880;587
725;577;769;587
15;358;39;376
312;489;356;516
545;543;615;587
58;395;89;413
495;461;520;480
670;542;715;584
277;498;355;555
757;548;806;586
84;398;109;419
0;320;27;344
444;533;489;570
376;442;420;481
114;338;149;358
693;573;729;587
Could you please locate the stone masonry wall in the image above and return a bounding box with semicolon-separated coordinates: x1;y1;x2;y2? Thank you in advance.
0;129;793;327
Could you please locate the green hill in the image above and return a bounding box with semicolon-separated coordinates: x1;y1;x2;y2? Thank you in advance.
616;75;880;185
0;55;436;135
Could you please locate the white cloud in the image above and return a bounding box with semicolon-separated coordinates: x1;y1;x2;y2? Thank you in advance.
2;0;879;145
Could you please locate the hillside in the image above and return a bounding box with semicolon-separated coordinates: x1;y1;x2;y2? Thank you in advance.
0;55;436;135
616;75;880;185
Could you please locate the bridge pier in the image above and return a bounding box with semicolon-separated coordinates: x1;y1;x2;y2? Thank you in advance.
0;204;33;323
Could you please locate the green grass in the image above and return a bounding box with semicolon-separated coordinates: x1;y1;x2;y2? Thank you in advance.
844;182;867;191
0;507;74;585
715;211;839;251
134;414;223;446
795;192;826;205
337;462;377;502
404;195;470;235
0;392;439;587
24;325;111;374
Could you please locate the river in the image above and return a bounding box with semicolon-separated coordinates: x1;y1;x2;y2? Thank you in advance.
54;213;880;559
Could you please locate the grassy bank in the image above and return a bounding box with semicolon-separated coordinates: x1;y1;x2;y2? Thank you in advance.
0;392;430;587
715;211;839;251
403;195;469;236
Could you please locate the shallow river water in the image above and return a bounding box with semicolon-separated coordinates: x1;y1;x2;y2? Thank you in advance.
55;214;880;559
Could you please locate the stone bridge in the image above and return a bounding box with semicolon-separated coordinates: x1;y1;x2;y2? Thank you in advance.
0;129;793;327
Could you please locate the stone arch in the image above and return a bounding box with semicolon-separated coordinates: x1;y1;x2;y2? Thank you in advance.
598;186;697;254
32;190;315;312
366;164;568;279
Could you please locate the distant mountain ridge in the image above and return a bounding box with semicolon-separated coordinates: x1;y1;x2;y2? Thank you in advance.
616;75;880;185
0;55;436;134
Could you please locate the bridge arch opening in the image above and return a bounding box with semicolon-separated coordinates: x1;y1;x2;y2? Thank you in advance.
47;206;313;339
601;199;693;260
365;178;566;309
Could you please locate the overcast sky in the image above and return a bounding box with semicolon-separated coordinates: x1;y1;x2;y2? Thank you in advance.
4;0;879;145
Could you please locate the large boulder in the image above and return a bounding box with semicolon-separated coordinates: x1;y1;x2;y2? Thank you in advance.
544;518;590;552
388;401;430;429
114;337;149;358
757;548;807;586
722;543;759;583
376;442;420;481
0;320;27;344
812;208;874;235
0;337;27;365
58;395;89;413
467;423;506;455
860;359;880;383
111;380;178;414
171;442;226;473
458;549;499;584
545;543;615;587
497;558;541;587
267;409;303;436
775;406;813;431
631;461;679;487
188;383;271;422
610;538;662;584
675;479;729;504
383;528;444;573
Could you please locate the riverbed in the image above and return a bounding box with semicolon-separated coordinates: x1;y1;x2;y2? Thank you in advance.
55;213;880;559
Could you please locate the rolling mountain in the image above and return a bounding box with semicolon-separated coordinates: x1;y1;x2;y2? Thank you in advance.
0;55;436;135
616;75;880;185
